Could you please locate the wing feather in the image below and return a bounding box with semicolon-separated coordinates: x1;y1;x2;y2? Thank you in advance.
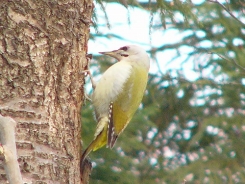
107;102;118;148
92;62;132;119
113;66;148;135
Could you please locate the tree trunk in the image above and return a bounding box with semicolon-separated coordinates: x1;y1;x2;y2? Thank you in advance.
0;0;93;183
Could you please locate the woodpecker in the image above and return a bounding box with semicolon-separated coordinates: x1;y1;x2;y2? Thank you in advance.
81;45;150;163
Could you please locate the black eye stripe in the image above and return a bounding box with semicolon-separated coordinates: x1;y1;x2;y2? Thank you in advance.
120;46;128;51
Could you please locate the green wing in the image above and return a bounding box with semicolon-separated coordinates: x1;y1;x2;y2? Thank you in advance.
107;66;148;148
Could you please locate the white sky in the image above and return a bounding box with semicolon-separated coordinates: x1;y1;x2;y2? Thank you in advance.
88;0;231;81
88;1;208;80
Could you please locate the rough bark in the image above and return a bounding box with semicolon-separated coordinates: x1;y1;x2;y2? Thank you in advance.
0;0;93;183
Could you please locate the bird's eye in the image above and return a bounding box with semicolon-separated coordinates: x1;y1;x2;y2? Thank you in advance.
120;46;128;51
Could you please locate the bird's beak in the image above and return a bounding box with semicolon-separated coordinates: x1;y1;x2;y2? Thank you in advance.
99;50;121;61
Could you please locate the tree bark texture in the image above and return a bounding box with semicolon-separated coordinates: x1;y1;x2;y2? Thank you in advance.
0;0;93;183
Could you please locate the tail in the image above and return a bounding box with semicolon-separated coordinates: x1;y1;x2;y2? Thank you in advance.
80;127;107;166
80;142;94;165
80;117;109;177
80;125;110;181
80;139;100;177
80;146;93;182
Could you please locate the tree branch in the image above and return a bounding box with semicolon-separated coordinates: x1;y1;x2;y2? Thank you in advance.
0;115;22;184
207;0;245;26
206;50;245;72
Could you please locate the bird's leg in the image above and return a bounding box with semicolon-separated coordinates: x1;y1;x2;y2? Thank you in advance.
81;70;93;104
82;69;96;90
82;54;96;90
84;93;92;102
81;54;96;105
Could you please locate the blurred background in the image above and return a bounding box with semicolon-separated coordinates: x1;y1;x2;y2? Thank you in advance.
82;0;245;183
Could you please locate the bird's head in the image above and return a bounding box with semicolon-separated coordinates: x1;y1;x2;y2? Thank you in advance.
99;45;150;69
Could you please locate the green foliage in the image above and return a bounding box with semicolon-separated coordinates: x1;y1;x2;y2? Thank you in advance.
82;0;245;183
